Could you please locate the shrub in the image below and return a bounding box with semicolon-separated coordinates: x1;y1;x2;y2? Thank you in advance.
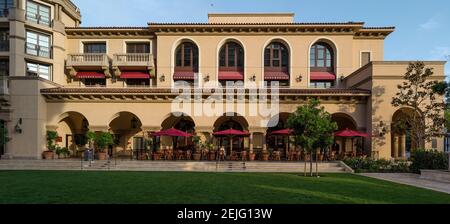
343;157;410;173
410;149;449;173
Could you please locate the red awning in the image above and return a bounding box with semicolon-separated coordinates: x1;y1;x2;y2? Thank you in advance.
173;71;195;80
218;71;244;81
310;72;336;81
120;71;150;79
265;71;290;80
76;71;105;79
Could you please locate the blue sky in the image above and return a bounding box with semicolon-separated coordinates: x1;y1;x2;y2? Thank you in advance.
72;0;450;77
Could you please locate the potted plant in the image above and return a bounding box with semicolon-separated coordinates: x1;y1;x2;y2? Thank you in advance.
56;146;70;159
86;132;114;160
43;131;58;160
142;138;153;160
248;149;256;161
192;136;202;161
152;145;161;160
261;149;270;161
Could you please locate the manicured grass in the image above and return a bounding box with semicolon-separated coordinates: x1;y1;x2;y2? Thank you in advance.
0;171;449;204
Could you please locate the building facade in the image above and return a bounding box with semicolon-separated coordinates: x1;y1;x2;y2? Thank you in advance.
0;0;446;160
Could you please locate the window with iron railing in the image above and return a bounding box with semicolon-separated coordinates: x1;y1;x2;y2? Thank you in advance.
26;62;51;80
0;29;8;51
0;0;13;17
26;0;51;27
26;30;51;58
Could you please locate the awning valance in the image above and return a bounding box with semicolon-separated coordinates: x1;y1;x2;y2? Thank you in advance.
173;71;195;80
120;71;150;79
310;72;336;81
265;71;290;80
76;71;105;79
218;71;244;81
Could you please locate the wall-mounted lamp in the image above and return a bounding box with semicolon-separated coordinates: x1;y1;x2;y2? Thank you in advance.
249;74;256;82
14;118;22;134
131;117;139;129
203;75;210;82
339;75;346;82
378;121;387;137
296;75;303;83
82;118;89;131
159;74;165;82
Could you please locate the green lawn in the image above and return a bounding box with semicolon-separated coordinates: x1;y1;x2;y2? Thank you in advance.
0;171;449;204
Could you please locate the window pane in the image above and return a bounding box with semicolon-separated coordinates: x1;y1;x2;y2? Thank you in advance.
318;49;324;59
219;47;226;67
192;45;198;69
237;47;244;67
273;49;279;59
273;59;280;67
228;46;235;67
175;48;182;67
184;45;191;66
326;59;332;67
264;48;270;67
84;43;106;53
317;60;324;67
127;43;150;53
281;50;288;67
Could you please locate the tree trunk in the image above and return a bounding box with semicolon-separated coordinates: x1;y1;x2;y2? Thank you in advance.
304;151;307;177
310;152;313;177
316;149;319;177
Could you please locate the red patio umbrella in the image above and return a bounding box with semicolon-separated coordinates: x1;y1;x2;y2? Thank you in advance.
153;128;193;150
270;129;294;136
334;128;369;138
270;129;294;160
153;128;192;137
334;128;369;156
213;129;249;159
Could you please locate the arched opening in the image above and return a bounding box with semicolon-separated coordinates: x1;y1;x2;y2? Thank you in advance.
266;113;292;160
173;41;199;86
108;112;142;159
331;113;359;158
391;108;423;159
160;113;196;150
218;41;245;87
213;113;249;155
264;41;290;87
56;112;90;158
310;41;336;88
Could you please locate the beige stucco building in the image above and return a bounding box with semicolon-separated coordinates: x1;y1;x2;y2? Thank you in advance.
0;0;446;160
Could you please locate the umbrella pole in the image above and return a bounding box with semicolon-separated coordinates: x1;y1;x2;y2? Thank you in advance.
230;135;233;161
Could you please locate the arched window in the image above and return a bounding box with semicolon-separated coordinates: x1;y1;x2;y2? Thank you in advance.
264;42;290;87
175;42;198;72
309;42;336;88
310;42;334;73
264;42;289;70
218;42;245;86
174;42;199;85
219;42;244;71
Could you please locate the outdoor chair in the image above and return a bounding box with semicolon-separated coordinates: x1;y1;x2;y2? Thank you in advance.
186;150;192;160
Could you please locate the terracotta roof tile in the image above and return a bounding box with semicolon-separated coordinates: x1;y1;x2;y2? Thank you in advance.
40;87;371;95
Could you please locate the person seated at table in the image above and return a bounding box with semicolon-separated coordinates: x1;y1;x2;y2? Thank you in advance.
219;147;225;161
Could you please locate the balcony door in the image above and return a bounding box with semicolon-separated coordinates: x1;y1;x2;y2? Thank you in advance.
126;43;150;54
83;43;106;54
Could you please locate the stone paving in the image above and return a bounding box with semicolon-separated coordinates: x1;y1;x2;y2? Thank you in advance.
360;173;450;195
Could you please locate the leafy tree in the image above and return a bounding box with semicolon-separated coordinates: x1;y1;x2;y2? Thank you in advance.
391;62;446;150
287;99;338;177
94;132;114;153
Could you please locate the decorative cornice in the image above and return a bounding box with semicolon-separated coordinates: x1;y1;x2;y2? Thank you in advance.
40;87;370;104
66;27;154;38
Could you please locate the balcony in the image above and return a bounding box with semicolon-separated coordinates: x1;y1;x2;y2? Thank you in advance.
66;53;111;78
113;53;154;68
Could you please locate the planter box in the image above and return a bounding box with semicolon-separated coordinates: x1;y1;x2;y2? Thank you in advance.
42;151;54;160
420;170;450;183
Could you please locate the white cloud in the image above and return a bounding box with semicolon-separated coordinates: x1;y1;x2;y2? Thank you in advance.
419;15;442;30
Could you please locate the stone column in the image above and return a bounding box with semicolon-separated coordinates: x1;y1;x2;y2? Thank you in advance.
249;133;254;154
393;135;399;159
399;134;406;159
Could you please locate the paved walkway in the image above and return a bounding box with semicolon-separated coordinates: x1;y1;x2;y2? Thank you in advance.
360;173;450;194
